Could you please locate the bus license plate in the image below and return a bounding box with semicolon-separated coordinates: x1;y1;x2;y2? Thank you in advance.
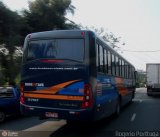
45;112;58;118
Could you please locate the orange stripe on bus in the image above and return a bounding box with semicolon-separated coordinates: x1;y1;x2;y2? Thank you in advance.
24;93;83;101
31;80;80;94
115;77;129;96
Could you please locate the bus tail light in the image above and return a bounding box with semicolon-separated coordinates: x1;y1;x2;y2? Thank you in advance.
81;32;85;37
20;83;25;104
81;84;94;109
40;59;64;63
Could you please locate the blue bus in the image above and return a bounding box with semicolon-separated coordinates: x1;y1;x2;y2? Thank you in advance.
20;30;136;122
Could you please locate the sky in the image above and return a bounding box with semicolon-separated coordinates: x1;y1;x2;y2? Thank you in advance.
1;0;160;71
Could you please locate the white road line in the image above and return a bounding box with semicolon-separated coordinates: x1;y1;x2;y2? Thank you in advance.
131;113;136;122
24;120;66;131
133;99;142;103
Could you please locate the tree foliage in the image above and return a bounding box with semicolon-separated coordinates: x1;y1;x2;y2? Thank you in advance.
0;1;24;84
80;25;125;50
0;2;24;45
23;0;77;32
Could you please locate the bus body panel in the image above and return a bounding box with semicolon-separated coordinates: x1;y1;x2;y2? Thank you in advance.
94;75;134;120
20;30;136;122
21;62;87;108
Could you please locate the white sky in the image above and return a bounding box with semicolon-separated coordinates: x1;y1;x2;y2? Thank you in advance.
2;0;160;71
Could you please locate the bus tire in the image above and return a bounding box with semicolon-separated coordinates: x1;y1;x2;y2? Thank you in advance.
147;88;152;96
0;111;5;122
147;92;152;96
129;91;135;103
66;120;77;125
114;99;121;118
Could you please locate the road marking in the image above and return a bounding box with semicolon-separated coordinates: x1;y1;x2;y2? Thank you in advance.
131;113;136;122
133;99;152;101
24;120;66;131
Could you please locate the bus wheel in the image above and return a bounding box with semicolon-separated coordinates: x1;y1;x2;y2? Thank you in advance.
147;92;152;96
0;111;5;122
129;92;134;103
114;100;121;118
66;120;77;125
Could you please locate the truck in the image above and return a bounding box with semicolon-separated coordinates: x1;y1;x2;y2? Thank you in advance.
0;86;20;122
146;63;160;96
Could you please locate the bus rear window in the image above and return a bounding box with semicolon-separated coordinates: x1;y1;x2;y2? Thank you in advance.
24;39;84;62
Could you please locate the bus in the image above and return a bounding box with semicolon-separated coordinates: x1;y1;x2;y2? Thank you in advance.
20;30;136;122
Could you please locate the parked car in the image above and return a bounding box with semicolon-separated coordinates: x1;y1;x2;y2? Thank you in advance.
0;86;20;122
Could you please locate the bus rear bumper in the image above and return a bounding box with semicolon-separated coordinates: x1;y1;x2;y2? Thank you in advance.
20;103;94;121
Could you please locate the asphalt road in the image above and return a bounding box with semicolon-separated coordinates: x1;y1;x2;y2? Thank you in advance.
0;88;160;137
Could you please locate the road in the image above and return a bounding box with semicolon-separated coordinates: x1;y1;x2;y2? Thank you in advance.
0;88;160;137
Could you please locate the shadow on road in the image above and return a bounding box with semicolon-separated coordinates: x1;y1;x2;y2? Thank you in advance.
50;103;134;137
50;117;115;137
0;115;48;131
148;95;160;98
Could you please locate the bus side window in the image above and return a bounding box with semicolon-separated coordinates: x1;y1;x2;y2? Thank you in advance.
119;59;122;77
104;49;108;74
99;45;104;73
96;43;100;72
115;56;119;76
129;66;131;79
122;60;125;78
96;43;104;73
125;62;128;78
108;51;111;75
111;53;115;76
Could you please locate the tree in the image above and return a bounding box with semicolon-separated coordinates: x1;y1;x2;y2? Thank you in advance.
80;25;125;50
136;70;146;88
22;0;77;32
0;1;23;84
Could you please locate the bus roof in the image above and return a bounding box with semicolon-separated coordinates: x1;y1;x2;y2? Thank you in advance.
26;30;92;39
26;29;135;69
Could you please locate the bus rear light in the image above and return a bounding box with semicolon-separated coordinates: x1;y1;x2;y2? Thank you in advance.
20;83;25;104
20;96;25;104
20;83;24;92
40;59;64;63
85;102;89;107
81;32;85;37
81;84;94;109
